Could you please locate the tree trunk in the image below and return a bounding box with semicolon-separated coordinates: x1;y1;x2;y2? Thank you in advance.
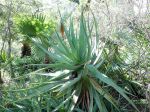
8;39;14;78
0;70;3;84
6;1;14;78
44;53;52;72
21;42;31;58
146;84;150;111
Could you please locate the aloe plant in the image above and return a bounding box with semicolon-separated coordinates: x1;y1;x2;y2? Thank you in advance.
29;11;140;112
1;12;140;112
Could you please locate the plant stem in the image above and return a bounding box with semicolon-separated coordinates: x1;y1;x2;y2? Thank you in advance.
6;1;14;78
0;69;3;84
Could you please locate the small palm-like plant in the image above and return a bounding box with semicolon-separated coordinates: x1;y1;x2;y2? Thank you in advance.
34;12;139;112
15;14;55;58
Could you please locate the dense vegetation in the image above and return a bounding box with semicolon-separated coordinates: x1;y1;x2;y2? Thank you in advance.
0;0;150;112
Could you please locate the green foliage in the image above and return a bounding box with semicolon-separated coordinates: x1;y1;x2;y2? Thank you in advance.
112;22;150;85
1;6;148;112
1;10;144;111
14;14;56;40
12;55;42;76
0;51;7;63
31;12;139;112
0;51;13;68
